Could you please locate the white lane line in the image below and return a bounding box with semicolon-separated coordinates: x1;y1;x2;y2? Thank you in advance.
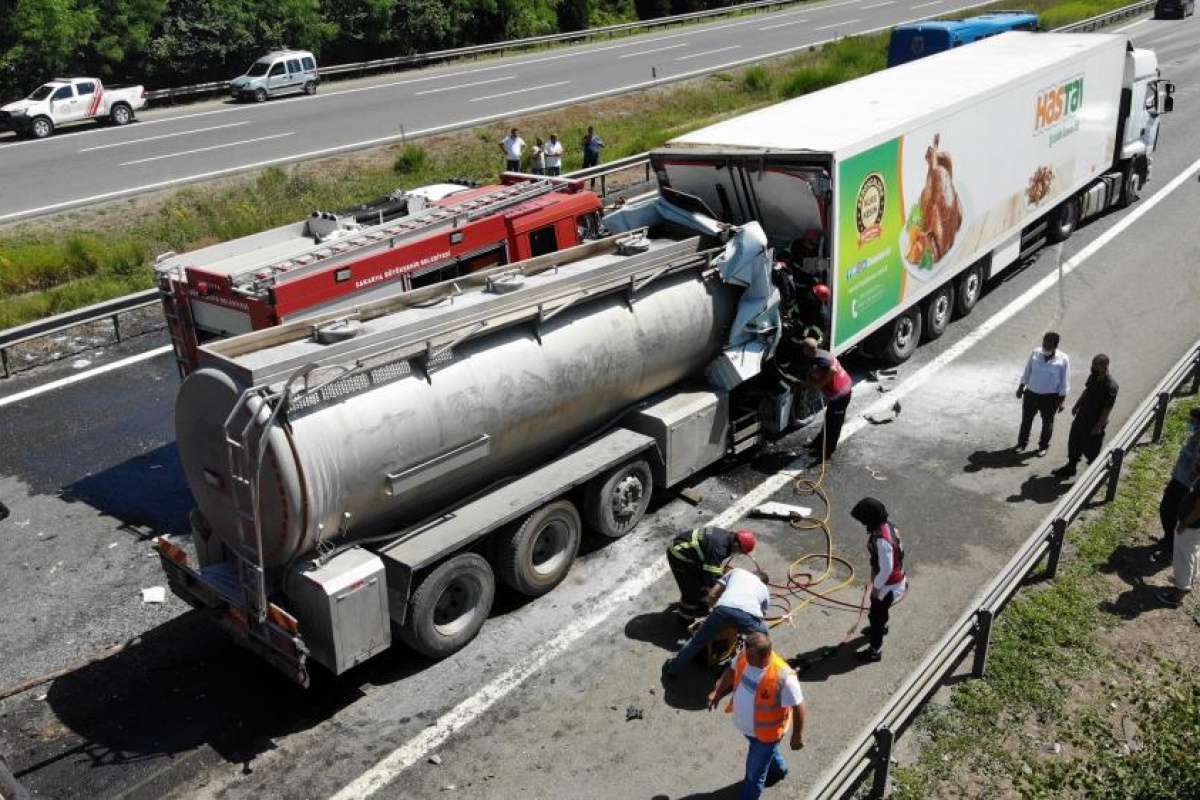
414;75;515;96
676;45;741;61
761;18;809;30
861;1;894;8
0;0;1009;224
117;132;295;166
1114;18;1149;32
0;345;173;410
911;0;942;7
618;43;690;59
468;81;570;102
78;121;251;152
328;151;1200;800
814;18;860;29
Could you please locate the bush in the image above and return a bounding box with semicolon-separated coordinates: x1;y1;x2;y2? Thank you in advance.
393;144;429;174
741;65;772;94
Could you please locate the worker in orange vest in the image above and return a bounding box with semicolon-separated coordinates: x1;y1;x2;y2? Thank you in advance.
707;632;808;800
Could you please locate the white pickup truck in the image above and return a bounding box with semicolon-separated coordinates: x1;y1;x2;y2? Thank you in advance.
0;78;146;139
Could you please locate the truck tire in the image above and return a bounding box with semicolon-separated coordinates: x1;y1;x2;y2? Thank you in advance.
30;116;53;139
1118;163;1141;208
498;500;581;596
953;264;983;318
875;307;923;364
922;285;954;341
109;103;133;126
303;80;317;95
583;459;654;539
254;88;268;103
1046;196;1079;243
400;553;495;659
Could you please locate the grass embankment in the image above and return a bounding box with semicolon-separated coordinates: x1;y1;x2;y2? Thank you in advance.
0;0;1143;329
892;399;1200;800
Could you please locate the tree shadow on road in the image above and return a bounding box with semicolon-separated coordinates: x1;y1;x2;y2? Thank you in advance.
651;781;741;799
1099;542;1176;620
964;447;1033;473
1006;471;1072;504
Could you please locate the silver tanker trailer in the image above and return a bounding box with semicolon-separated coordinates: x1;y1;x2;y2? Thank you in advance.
155;198;818;684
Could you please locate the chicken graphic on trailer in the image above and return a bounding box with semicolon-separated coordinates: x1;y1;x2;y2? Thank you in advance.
155;174;604;375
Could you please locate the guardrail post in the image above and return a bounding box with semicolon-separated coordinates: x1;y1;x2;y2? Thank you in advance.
971;608;995;678
1151;391;1171;442
1191;349;1200;395
111;313;122;343
600;174;608;198
1045;517;1068;579
1105;447;1125;504
869;726;894;799
1;347;9;379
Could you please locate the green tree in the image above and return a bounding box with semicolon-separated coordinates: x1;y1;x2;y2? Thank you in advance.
0;0;98;97
321;0;397;60
89;0;168;79
557;0;591;31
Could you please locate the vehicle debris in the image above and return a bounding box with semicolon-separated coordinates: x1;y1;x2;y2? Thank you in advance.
141;586;166;604
752;502;812;520
625;705;644;721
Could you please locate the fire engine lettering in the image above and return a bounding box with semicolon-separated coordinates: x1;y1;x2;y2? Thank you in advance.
352;251;455;290
190;293;250;312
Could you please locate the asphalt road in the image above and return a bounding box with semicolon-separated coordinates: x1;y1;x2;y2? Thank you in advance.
0;0;1002;224
1;13;1198;800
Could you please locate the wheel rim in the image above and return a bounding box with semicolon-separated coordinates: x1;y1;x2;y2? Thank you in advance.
432;575;481;637
530;518;572;578
895;316;916;351
34;120;49;137
931;293;951;329
610;474;646;525
964;272;980;304
115;107;129;123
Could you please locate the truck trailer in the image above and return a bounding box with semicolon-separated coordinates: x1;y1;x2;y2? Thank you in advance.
154;33;1175;684
155;174;604;375
655;32;1173;362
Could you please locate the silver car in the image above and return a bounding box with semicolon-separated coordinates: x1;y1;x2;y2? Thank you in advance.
231;50;319;103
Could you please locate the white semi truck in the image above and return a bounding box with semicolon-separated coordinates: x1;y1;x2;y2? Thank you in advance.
155;33;1174;684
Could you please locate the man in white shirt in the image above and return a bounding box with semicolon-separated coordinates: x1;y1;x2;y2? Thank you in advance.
664;567;770;676
1016;331;1071;455
707;632;807;799
500;128;524;172
543;133;564;176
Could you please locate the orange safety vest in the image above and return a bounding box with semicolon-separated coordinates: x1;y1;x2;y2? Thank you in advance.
725;651;795;743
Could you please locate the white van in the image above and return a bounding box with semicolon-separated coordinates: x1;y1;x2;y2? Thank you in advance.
230;50;319;103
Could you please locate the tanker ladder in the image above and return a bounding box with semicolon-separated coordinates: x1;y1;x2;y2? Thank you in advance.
230;176;584;298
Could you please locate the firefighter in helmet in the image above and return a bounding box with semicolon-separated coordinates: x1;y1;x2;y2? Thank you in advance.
666;526;758;619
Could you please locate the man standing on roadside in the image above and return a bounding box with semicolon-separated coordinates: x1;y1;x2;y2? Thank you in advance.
1158;486;1200;609
500;128;525;173
1054;354;1118;478
707;632;807;800
1016;331;1070;455
1156;407;1200;562
664;566;771;677
581;125;604;168
850;497;907;663
797;337;853;460
544;133;564;176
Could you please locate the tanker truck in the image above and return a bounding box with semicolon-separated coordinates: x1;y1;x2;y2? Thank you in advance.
156;203;806;685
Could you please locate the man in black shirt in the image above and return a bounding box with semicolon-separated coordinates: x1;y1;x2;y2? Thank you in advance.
1055;354;1118;478
666;526;757;617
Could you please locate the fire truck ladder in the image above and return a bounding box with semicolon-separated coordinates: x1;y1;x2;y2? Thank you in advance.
156;266;200;378
234;178;575;295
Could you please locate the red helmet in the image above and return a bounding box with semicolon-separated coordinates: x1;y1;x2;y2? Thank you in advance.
812;284;831;303
735;529;757;554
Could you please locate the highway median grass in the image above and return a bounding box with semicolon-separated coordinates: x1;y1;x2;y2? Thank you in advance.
0;0;1144;330
891;399;1200;800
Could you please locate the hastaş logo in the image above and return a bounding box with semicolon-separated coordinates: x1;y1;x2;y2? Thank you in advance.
1035;77;1084;131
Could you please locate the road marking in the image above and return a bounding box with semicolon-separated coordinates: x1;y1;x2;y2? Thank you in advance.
118;132;295;166
1114;17;1149;32
815;18;860;29
619;43;690;58
0;0;1007;224
327;151;1200;799
911;0;942;7
467;81;571;102
414;75;515;96
861;1;894;8
78;121;251;152
761;18;809;29
0;345;173;410
676;45;741;61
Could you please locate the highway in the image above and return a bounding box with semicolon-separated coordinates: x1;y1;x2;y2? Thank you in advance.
0;0;1000;223
0;12;1198;800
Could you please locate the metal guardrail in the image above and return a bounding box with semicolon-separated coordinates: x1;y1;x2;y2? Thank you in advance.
0;289;160;379
1055;0;1155;31
809;339;1200;800
145;0;805;104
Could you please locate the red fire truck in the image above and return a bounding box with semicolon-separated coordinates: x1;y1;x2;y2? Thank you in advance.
156;175;604;375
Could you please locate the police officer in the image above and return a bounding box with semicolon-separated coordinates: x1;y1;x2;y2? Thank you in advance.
666;526;758;617
850;497;907;663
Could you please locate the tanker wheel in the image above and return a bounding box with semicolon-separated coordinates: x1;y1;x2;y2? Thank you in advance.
584;459;654;539
400;553;495;659
498;500;581;596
